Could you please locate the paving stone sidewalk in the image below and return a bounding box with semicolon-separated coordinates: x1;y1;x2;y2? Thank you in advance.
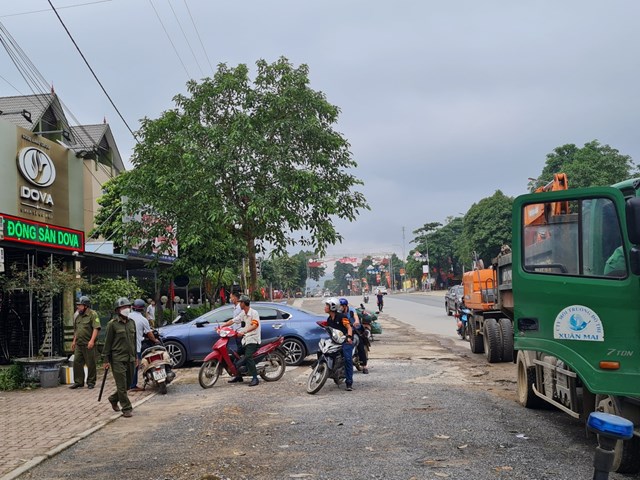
0;376;155;480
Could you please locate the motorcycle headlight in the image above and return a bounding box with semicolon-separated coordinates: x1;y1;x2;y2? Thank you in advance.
330;329;346;344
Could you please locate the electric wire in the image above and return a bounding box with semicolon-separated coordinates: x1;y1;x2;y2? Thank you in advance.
183;0;214;76
166;0;204;77
148;0;191;79
47;0;138;141
0;21;99;154
0;0;112;18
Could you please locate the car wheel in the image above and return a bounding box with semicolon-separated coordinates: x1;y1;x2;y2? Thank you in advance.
280;338;307;366
164;341;187;368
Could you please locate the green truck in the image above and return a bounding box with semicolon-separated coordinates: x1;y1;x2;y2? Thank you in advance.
507;179;640;473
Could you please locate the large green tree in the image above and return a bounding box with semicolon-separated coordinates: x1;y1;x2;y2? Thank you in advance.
410;217;465;284
460;191;513;267
125;57;368;293
533;140;637;190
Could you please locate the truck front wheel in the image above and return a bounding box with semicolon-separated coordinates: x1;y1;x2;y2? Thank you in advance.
468;317;484;354
517;354;545;409
595;395;640;474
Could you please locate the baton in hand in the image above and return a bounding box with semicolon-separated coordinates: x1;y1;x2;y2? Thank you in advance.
98;366;109;402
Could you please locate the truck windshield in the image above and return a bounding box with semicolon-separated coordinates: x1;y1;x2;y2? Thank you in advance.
522;197;626;278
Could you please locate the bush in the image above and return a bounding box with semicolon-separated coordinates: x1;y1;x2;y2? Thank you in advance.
0;364;24;391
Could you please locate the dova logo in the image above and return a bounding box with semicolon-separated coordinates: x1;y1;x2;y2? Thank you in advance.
16;147;56;187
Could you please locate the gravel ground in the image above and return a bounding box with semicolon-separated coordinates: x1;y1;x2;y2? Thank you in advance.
18;303;634;480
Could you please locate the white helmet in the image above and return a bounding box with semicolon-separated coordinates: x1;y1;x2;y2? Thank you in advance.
325;297;339;312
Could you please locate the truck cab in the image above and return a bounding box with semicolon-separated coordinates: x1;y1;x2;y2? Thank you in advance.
512;181;640;473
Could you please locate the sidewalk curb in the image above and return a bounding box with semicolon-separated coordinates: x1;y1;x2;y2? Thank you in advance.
0;391;158;480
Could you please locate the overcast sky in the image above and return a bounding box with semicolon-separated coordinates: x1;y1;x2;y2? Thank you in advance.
3;0;640;261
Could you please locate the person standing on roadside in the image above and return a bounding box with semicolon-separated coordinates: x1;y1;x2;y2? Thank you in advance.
102;297;137;418
145;298;156;327
69;296;101;390
129;299;159;392
325;297;355;391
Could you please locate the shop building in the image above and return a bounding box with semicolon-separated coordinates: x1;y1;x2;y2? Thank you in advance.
0;93;124;363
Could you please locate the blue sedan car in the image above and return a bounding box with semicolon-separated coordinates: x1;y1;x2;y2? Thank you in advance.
158;302;327;367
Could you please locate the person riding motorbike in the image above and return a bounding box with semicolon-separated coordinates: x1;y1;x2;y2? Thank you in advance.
325;297;354;391
221;295;262;387
339;298;369;374
376;289;384;312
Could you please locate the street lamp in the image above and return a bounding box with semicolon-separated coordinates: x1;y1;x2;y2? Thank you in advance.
413;250;430;291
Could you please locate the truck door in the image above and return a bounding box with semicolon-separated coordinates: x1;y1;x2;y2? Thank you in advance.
512;187;640;396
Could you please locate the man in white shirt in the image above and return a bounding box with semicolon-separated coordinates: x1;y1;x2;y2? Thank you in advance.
221;295;261;386
145;298;156;327
129;299;159;391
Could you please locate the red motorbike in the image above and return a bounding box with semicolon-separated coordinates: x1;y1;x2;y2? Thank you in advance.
198;326;287;388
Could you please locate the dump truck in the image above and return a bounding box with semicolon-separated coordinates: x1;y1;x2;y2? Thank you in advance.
463;174;569;364
465;175;640;473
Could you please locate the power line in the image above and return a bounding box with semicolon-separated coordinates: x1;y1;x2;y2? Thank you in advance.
0;0;112;18
166;0;204;77
148;0;191;79
47;0;138;141
183;0;215;76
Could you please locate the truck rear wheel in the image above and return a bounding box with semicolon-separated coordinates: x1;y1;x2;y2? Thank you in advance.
483;318;502;363
499;318;514;363
517;353;545;409
468;316;484;354
595;395;640;473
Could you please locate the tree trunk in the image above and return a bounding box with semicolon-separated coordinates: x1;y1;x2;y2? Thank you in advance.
246;235;257;294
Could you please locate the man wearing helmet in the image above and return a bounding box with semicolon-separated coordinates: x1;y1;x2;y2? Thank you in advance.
339;298;369;375
69;295;101;390
102;297;137;417
325;297;355;391
129;299;159;392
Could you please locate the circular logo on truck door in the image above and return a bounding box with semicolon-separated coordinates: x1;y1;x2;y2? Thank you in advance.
16;147;56;187
554;305;604;341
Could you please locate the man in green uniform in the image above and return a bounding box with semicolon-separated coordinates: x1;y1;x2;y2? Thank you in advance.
70;296;101;389
102;297;137;418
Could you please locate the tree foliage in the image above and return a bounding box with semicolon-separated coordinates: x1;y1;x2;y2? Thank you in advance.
534;140;637;190
410;217;464;285
460;191;513;267
87;277;144;319
125;57;368;293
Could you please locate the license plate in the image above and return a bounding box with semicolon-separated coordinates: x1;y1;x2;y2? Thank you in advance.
152;368;167;380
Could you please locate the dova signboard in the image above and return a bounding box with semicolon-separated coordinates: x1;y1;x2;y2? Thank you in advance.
0;213;84;252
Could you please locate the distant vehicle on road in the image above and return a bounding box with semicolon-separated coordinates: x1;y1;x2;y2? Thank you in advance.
445;285;463;316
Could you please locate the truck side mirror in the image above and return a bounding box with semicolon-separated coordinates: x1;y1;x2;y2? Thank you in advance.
625;197;640;245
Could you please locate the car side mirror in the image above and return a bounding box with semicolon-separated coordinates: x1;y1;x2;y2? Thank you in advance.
626;197;640;245
195;320;209;328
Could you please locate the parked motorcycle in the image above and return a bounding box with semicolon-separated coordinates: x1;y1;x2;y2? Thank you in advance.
455;304;472;341
306;321;359;394
351;323;370;372
140;334;176;394
198;326;286;388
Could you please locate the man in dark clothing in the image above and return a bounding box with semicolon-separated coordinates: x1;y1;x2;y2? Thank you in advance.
69;296;101;389
325;297;354;391
102;297;137;418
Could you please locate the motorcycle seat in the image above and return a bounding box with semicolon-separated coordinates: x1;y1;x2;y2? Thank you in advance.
141;345;167;357
259;336;283;347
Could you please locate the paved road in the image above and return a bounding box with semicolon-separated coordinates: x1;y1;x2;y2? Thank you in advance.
344;291;457;338
13;296;631;480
